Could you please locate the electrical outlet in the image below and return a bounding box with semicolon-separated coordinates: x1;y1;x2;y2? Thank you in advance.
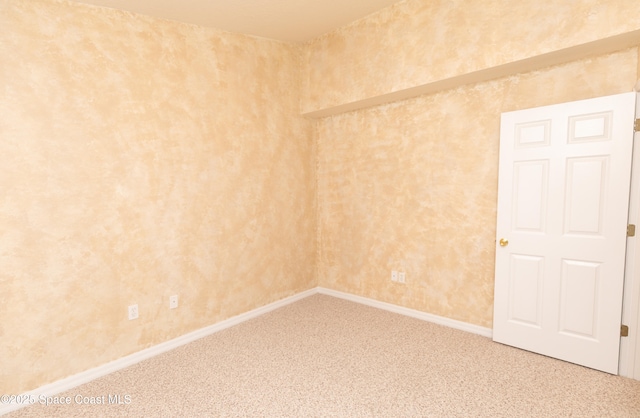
128;304;139;320
391;270;398;282
169;295;178;309
398;272;406;284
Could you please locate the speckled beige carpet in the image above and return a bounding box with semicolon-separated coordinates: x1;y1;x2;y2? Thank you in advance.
7;294;640;417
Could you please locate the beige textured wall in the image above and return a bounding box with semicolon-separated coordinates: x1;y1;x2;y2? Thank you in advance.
0;0;316;393
302;0;640;114
316;48;639;328
637;47;640;80
3;0;640;396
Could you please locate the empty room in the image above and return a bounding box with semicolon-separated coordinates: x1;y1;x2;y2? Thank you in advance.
2;0;640;416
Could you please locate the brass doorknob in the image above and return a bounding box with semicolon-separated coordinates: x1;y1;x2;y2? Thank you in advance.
499;238;509;247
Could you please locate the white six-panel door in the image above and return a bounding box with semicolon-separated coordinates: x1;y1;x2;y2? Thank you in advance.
493;92;637;374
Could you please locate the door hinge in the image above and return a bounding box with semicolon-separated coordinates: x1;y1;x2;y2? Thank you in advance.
621;325;629;337
627;224;636;237
635;119;640;132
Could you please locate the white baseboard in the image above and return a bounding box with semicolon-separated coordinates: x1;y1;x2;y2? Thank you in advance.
2;286;491;416
317;287;493;338
0;288;317;416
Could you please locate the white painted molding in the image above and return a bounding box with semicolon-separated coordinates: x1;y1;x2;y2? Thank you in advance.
317;287;493;338
619;92;640;380
0;288;317;416
2;286;492;415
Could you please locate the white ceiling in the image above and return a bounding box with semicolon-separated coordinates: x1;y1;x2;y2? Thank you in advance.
69;0;405;43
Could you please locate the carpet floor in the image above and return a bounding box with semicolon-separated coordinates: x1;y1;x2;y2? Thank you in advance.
7;294;640;417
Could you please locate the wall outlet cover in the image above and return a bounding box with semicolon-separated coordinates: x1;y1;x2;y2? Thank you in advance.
128;304;139;320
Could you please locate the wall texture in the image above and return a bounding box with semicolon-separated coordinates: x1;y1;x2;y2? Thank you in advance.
0;0;316;393
2;0;640;395
316;48;639;328
302;0;640;114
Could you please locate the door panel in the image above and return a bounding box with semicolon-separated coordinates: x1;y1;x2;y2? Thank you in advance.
569;112;612;142
559;259;599;338
564;157;607;235
508;254;544;327
493;92;637;374
513;161;548;231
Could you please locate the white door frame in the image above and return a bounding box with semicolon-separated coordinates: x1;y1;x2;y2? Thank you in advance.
619;91;640;379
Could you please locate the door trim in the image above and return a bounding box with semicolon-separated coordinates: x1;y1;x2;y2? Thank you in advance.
619;91;640;379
